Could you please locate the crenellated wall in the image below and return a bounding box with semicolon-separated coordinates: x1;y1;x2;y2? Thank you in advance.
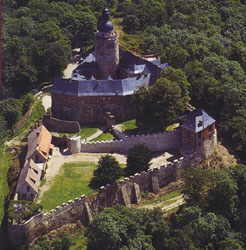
8;156;187;247
79;129;181;154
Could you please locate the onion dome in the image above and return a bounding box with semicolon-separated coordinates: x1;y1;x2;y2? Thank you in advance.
97;8;114;33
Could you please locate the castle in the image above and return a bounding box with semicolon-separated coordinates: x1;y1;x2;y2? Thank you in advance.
9;9;218;247
51;9;166;124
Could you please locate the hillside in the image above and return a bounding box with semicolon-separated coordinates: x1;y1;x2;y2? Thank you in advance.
2;0;246;249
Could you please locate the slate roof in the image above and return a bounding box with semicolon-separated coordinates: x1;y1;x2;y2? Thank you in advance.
181;109;216;133
53;48;168;97
53;74;150;96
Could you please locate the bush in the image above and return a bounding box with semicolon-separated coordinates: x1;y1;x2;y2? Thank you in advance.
22;93;34;114
7;200;42;224
90;155;123;189
125;144;152;176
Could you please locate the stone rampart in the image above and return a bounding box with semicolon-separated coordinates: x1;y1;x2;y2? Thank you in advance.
8;156;186;247
80;129;181;153
43;115;80;133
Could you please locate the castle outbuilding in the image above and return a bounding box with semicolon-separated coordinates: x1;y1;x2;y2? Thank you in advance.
51;9;166;124
181;109;217;159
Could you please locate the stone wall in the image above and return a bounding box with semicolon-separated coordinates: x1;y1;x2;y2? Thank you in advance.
43;115;80;133
79;129;181;154
8;156;187;247
52;136;68;148
52;94;135;125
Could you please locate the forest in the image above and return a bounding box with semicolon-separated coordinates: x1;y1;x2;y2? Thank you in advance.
2;0;246;161
2;0;246;249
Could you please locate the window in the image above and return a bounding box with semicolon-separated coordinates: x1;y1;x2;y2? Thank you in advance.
32;168;38;175
198;121;203;127
30;178;36;184
27;186;30;192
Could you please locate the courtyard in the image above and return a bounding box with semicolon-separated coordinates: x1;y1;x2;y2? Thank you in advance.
38;149;174;210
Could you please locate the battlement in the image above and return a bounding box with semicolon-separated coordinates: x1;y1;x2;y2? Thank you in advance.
76;129;181;154
8;156;186;246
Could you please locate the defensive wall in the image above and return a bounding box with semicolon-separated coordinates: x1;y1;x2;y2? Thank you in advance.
43;115;80;133
8;156;187;247
75;129;181;154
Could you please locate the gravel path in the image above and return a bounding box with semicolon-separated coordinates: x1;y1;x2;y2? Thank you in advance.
63;63;79;78
41;94;51;112
86;129;104;141
138;195;185;212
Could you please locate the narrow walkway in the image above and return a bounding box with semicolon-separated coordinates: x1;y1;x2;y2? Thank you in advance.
63;63;79;78
86;129;104;141
138;195;185;212
41;94;51;112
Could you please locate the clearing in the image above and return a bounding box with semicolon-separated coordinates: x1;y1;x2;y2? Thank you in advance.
39;161;97;210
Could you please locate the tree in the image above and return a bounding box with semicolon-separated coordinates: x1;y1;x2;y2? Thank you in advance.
134;77;189;131
86;206;169;250
125;144;152;176
90;155;123;189
184;167;238;221
122;15;140;34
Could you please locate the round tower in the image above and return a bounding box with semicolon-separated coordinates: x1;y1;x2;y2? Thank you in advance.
95;9;119;79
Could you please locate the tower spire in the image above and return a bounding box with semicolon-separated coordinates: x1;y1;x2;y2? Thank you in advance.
97;8;114;33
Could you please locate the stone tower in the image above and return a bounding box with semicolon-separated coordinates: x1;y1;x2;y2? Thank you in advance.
95;9;119;79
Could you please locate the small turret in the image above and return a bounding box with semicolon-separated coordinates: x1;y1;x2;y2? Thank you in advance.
97;8;114;33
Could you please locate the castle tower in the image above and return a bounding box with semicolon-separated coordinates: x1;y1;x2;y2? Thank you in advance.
95;9;119;79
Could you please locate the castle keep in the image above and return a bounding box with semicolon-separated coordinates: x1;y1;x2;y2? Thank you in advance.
51;9;166;124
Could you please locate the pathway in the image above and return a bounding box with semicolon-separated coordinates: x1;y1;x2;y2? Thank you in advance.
41;94;51;112
138;195;185;212
86;129;104;141
63;63;79;79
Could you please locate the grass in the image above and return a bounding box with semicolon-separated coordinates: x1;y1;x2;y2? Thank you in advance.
165;123;180;132
141;190;182;206
59;127;98;139
121;119;137;131
92;132;115;141
40;162;97;211
0;147;12;222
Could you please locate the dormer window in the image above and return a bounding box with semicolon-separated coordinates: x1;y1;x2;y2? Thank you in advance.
198;121;203;127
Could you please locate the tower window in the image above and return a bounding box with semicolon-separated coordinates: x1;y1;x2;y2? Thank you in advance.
198;121;203;127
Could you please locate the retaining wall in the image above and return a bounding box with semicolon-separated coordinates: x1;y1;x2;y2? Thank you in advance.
43;115;80;133
8;156;187;247
80;129;181;153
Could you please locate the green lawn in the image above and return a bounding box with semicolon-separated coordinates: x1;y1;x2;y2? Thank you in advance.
165;123;180;132
0;147;12;222
60;127;98;139
40;162;97;211
92;132;115;141
121;119;137;131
